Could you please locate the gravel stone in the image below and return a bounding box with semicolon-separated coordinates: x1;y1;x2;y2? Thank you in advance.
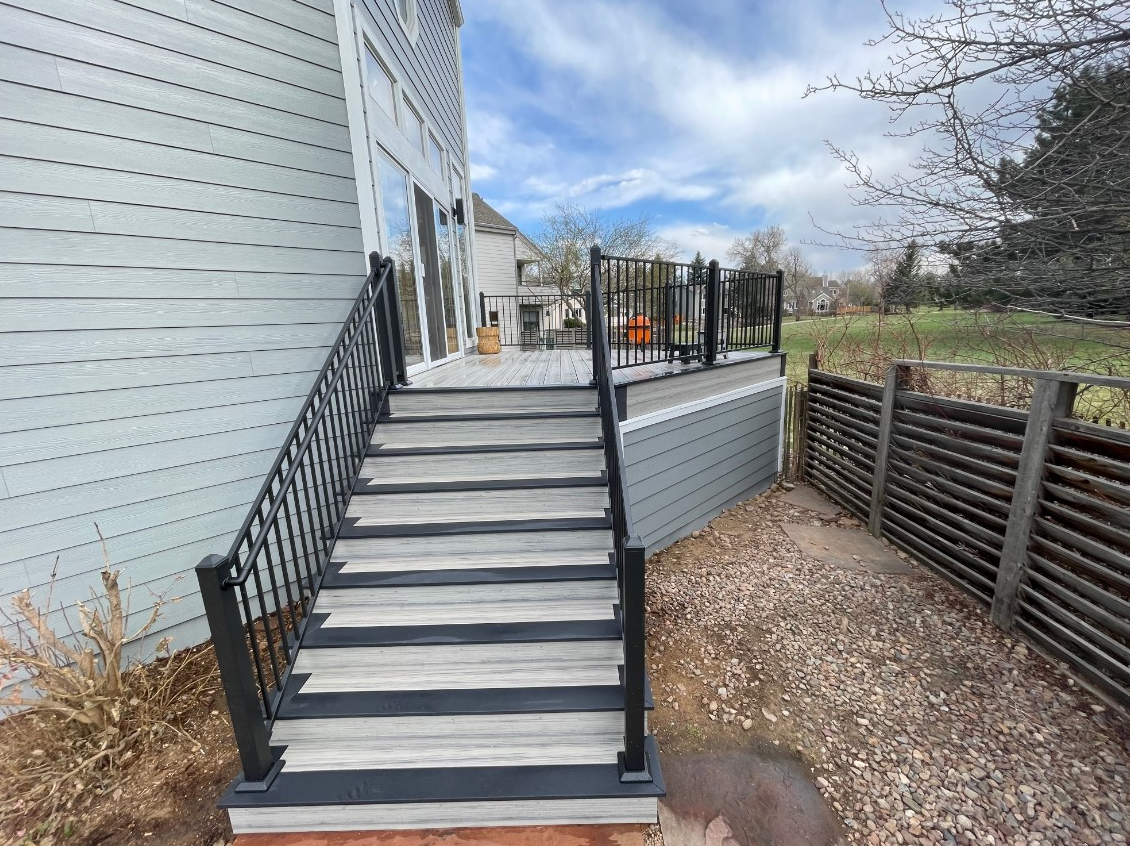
646;485;1130;845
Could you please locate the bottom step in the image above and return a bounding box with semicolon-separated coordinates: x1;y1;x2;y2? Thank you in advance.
223;741;664;832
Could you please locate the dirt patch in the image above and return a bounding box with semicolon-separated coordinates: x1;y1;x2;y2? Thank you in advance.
646;484;1130;845
0;642;237;846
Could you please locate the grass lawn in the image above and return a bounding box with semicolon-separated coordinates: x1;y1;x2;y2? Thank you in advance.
781;308;1130;383
779;308;1130;422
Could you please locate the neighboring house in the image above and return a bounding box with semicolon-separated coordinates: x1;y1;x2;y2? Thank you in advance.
471;193;546;296
0;0;476;661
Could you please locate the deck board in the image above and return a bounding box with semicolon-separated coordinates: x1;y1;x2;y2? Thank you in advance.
406;349;773;389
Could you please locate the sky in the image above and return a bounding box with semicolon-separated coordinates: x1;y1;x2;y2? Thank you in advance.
460;0;926;274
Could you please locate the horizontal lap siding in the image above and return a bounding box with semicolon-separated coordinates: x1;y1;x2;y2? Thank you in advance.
475;230;518;296
623;385;784;556
0;0;364;650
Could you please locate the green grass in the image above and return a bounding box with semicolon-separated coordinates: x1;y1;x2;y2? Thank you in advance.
780;308;1130;421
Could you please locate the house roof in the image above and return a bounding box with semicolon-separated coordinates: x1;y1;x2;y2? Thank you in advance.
472;194;518;233
473;194;547;261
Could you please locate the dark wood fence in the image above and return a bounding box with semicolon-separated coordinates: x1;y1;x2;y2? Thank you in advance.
801;360;1130;709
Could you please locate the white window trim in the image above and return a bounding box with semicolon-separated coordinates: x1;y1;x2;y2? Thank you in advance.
362;46;399;125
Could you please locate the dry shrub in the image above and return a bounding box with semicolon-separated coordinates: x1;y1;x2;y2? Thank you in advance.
811;310;1130;421
0;526;220;842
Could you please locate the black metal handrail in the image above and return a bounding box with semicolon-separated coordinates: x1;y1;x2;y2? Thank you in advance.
196;252;407;790
588;246;650;782
600;254;784;369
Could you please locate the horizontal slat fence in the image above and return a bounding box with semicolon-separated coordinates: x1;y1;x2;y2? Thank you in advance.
802;362;1130;711
804;371;881;519
1018;419;1130;705
885;393;1026;604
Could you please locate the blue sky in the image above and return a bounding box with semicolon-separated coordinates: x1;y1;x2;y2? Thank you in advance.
460;0;919;273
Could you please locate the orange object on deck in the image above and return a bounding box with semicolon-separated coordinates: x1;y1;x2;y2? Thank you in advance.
627;314;652;345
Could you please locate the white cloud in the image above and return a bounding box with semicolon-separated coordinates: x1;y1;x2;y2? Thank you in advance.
470;162;498;182
464;0;933;271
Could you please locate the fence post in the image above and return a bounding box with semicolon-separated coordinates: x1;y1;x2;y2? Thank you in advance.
195;555;281;791
868;364;905;538
704;260;720;365
479;291;487;328
771;269;785;353
990;378;1076;631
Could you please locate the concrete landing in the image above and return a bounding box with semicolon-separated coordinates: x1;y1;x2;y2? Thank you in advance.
778;486;842;520
658;751;841;846
781;524;916;575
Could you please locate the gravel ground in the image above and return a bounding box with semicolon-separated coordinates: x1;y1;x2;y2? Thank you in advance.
646;484;1130;846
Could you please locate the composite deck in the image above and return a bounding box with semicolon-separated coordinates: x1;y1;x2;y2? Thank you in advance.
407;348;772;388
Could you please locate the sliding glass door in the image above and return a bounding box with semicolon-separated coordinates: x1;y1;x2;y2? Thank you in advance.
375;153;424;367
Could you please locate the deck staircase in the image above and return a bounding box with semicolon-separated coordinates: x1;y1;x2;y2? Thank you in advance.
219;385;664;834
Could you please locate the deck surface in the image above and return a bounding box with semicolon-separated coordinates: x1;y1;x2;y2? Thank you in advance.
406;348;771;388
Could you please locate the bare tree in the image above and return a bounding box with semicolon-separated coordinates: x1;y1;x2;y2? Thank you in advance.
533;204;680;298
810;1;1130;320
781;245;813;321
727;225;789;272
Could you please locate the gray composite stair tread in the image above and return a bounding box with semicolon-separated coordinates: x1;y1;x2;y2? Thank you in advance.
370;418;601;450
313;581;619;627
227;798;658;831
291;640;624;692
331;531;613;573
358;449;605;486
343;487;609;527
388;390;598;417
270;711;624;771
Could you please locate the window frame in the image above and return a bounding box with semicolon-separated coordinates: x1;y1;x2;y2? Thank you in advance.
402;96;425;155
362;47;398;124
395;0;420;42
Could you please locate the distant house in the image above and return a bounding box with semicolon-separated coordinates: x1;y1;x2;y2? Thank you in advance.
472;193;547;297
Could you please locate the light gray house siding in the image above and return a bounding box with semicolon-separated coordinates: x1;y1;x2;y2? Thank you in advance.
0;0;365;647
476;228;520;296
622;378;785;556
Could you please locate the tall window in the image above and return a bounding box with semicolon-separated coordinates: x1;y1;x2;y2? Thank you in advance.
402;99;424;154
428;134;443;174
452;168;476;335
363;49;395;121
376;153;424;366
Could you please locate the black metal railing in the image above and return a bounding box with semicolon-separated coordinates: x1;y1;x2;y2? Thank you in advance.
600;254;783;369
479;292;589;349
196;252;408;790
588;246;651;782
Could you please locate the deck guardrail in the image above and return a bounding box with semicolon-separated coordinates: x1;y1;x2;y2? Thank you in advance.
599;254;783;370
196;252;408;790
589;246;651;781
479;292;589;349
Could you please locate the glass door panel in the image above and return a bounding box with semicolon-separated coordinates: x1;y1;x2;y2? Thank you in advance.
375;154;424;366
413;183;449;362
433;204;461;355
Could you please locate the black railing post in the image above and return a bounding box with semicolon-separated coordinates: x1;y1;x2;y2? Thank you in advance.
384;258;410;386
479;291;487;328
704;259;720;365
619;538;650;781
772;269;785;353
590;246;603;383
195;555;281;791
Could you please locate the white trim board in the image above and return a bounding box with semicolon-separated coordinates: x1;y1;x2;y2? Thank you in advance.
619;377;787;435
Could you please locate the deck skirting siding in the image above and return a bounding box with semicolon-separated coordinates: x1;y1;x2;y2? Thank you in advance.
623;379;785;556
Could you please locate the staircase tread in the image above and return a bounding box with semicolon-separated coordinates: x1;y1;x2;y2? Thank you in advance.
275;681;652;719
220;741;664;808
321;562;616;588
381;411;600;423
338;516;612;538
